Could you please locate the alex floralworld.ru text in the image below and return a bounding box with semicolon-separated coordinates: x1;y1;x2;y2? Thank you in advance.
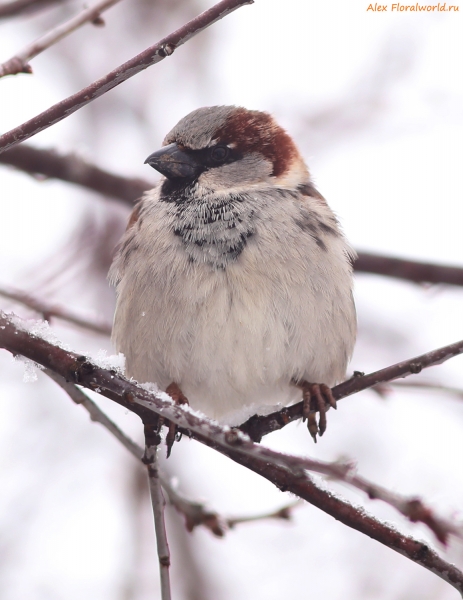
367;2;459;10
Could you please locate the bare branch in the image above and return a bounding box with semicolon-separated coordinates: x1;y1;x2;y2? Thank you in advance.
2;149;462;292
46;369;295;538
0;0;125;77
161;477;227;538
143;426;172;600
165;482;300;535
0;0;63;19
2;312;463;595
354;252;463;287
0;0;254;153
240;339;463;442
0;144;149;204
46;370;225;535
345;470;461;545
45;369;144;458
0;284;112;335
226;501;301;529
235;455;463;597
46;368;293;537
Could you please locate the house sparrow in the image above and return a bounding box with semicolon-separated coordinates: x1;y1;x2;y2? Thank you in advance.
109;106;356;443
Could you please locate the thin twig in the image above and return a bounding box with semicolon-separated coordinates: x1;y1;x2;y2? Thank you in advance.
0;147;462;293
144;426;172;600
45;370;219;534
0;0;254;153
374;380;463;400
161;477;227;537
0;284;112;335
47;371;173;598
2;313;463;595
226;501;301;529
343;468;461;545
45;369;143;458
0;144;149;204
45;370;277;537
230;452;463;598
0;0;125;77
239;339;463;441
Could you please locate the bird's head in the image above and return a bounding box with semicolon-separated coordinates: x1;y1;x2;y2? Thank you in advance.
144;106;309;196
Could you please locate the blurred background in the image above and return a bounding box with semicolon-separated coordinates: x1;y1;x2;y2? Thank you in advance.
1;0;463;598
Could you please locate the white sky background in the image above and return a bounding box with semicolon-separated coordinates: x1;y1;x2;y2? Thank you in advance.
1;0;463;598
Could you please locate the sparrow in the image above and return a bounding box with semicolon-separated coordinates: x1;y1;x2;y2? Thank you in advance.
109;106;356;444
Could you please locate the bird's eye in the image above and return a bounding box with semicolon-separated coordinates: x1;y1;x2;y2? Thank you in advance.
210;145;229;163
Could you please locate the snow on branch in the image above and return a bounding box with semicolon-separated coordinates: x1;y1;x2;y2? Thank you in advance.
1;311;463;594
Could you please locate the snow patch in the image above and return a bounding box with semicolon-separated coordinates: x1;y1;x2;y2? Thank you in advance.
87;349;126;373
14;355;44;383
139;381;160;394
11;315;70;350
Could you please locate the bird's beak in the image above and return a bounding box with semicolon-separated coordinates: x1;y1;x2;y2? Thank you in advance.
144;143;201;180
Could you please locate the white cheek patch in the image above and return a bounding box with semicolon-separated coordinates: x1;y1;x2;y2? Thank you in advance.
197;153;273;194
274;156;310;189
195;180;272;198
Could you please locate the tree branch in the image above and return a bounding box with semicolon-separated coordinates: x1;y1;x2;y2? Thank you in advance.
239;339;463;442
143;426;172;600
0;0;125;77
234;456;463;597
354;251;463;287
373;380;463;401
45;368;143;457
226;501;301;529
0;0;63;19
0;0;254;153
46;369;298;537
0;143;462;291
0;144;149;203
0;284;112;335
45;370;227;535
1;311;463;594
3;145;462;290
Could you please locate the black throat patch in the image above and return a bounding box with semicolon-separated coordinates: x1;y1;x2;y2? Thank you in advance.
160;182;255;269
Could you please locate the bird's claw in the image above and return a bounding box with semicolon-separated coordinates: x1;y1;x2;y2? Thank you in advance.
299;382;336;442
165;382;188;457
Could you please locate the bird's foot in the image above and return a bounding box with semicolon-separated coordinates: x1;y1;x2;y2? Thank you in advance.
296;381;337;442
165;382;189;457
